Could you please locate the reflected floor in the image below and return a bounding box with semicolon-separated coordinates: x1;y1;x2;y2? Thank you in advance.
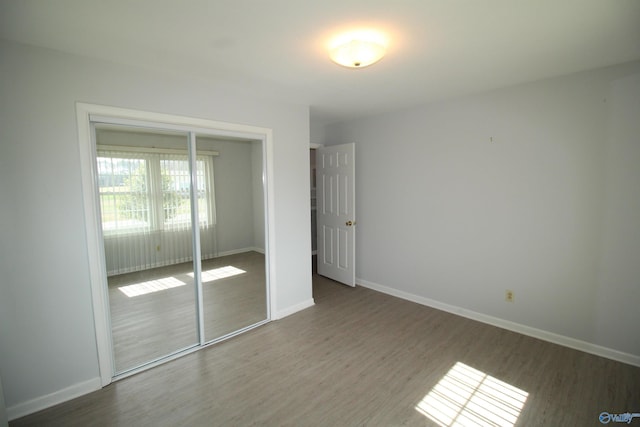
108;251;267;373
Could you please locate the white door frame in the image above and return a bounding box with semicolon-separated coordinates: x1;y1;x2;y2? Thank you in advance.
76;102;277;386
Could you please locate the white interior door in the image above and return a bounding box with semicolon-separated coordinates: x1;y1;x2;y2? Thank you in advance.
316;143;356;286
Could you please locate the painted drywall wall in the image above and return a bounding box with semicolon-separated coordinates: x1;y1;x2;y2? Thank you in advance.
310;118;326;146
324;61;640;360
0;377;7;427
0;39;312;415
594;72;640;355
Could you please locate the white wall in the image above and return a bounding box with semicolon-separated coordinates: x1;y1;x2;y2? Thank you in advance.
324;61;640;362
0;377;7;427
0;39;312;416
594;72;640;355
310;118;326;146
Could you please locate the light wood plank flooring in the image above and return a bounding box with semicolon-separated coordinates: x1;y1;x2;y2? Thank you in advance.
12;274;640;426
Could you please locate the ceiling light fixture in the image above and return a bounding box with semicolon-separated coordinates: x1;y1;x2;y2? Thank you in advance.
329;30;387;68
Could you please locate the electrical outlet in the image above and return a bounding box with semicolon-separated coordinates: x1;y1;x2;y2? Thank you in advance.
505;290;514;303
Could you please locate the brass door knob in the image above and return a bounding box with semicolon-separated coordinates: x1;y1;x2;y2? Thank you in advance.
346;220;356;226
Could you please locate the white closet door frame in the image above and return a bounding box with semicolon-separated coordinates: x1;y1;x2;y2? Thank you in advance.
77;102;276;386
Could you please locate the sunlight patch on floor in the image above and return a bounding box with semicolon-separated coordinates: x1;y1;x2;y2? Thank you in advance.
189;266;246;282
118;266;246;297
118;276;186;297
416;362;528;427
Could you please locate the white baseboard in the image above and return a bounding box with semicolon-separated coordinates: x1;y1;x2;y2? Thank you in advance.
275;298;315;320
217;247;264;257
356;278;640;368
7;295;314;420
7;377;101;421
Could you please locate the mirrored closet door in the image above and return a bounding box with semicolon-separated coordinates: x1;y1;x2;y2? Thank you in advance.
93;122;268;375
196;136;267;342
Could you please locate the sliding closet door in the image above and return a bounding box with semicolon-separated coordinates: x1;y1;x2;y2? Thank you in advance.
95;125;199;374
196;137;268;342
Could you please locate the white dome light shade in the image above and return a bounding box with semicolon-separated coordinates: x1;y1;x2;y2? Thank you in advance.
329;30;388;68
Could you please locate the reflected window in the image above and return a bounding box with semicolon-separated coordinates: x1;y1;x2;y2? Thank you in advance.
97;150;215;235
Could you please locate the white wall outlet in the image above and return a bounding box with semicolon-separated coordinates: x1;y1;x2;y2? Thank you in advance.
505;290;514;303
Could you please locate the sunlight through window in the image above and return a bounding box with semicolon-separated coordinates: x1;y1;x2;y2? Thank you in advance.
416;362;528;427
188;266;246;282
118;276;186;297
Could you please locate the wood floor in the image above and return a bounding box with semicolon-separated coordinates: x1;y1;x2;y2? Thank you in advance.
12;274;640;426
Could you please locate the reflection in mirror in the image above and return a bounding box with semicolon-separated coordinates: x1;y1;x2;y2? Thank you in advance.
94;124;267;374
196;136;267;342
95;125;198;373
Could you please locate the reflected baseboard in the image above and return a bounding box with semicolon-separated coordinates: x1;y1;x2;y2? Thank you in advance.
217;247;265;257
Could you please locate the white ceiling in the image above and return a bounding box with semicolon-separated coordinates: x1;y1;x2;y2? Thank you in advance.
1;1;639;126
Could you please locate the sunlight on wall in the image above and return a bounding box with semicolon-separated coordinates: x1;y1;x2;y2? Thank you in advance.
118;266;246;297
416;362;528;427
